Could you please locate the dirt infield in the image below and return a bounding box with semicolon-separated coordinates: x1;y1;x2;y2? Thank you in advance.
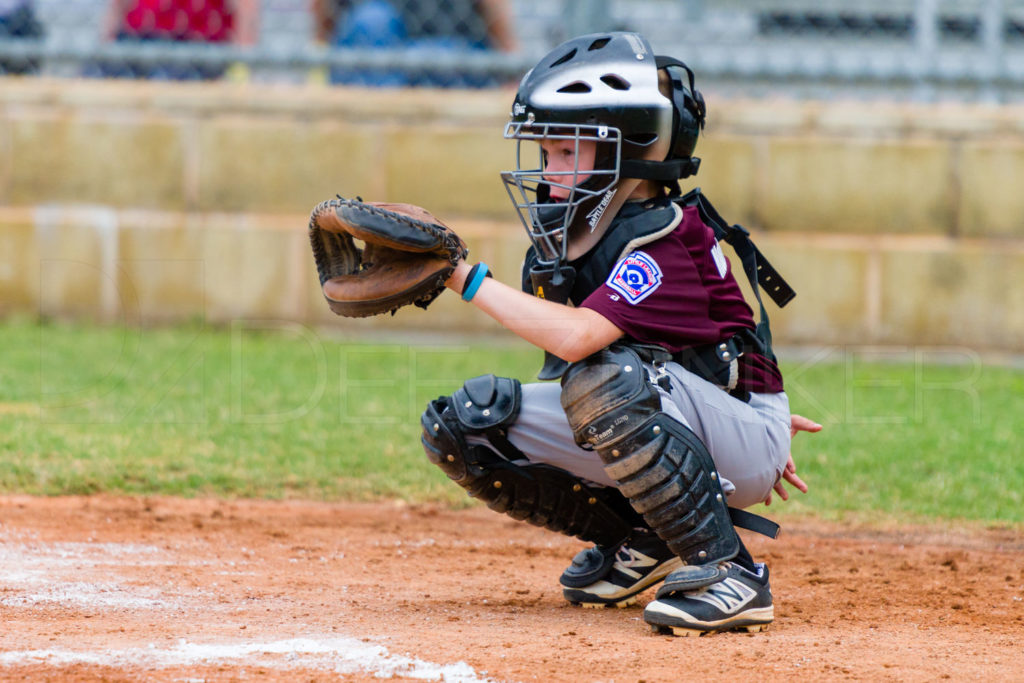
1;496;1022;682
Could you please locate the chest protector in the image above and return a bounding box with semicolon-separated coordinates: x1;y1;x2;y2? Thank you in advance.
522;189;795;380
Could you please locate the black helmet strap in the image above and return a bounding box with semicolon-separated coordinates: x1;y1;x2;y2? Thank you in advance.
655;56;705;126
620;157;701;192
654;56;699;100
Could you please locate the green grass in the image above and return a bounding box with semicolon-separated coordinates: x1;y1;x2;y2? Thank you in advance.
1;317;1021;525
770;348;1023;525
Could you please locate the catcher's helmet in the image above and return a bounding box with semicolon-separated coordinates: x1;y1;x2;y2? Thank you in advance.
501;32;706;265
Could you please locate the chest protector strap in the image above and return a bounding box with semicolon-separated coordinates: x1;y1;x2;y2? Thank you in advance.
680;190;795;360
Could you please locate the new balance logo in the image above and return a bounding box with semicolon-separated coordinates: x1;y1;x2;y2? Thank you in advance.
687;578;757;614
614;549;659;580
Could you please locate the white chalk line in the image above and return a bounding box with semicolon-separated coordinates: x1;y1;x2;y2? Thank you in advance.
0;539;200;610
0;535;505;682
0;637;500;682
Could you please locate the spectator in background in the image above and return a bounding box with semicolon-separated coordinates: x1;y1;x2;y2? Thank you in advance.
0;0;43;75
119;0;236;43
92;0;257;80
315;0;517;87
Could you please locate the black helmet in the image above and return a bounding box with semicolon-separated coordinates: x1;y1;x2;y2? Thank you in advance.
501;32;706;265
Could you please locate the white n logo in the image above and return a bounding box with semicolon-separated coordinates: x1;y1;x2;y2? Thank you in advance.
688;578;756;614
615;549;659;580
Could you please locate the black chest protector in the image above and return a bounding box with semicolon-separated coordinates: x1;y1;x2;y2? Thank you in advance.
522;189;796;380
522;199;675;306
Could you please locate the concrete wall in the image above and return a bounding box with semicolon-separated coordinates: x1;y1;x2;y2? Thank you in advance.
2;78;1022;350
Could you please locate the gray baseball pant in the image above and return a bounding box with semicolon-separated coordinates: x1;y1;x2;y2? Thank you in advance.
469;360;791;510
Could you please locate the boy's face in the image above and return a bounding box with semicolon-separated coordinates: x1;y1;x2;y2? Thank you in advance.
539;138;597;200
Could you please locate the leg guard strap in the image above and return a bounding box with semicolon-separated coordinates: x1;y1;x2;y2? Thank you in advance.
730;507;780;540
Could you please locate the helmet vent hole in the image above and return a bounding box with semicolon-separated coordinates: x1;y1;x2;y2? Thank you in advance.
600;74;631;90
550;48;577;67
557;82;592;94
588;37;611;51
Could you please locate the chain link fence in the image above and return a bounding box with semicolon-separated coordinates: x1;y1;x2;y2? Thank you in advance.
2;0;1024;100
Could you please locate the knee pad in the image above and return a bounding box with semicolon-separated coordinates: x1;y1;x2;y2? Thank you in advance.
421;374;521;483
421;374;633;548
561;346;740;566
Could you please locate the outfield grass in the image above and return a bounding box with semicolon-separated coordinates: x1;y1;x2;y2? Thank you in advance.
1;317;1021;525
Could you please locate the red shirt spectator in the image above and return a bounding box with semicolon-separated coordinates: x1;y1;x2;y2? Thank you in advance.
120;0;235;42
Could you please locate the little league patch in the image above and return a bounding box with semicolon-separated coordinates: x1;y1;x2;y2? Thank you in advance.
607;251;663;304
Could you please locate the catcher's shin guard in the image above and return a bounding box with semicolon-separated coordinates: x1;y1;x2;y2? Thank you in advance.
560;345;740;567
421;374;632;548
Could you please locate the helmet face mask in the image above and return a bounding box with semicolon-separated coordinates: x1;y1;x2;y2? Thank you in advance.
500;31;701;266
501;122;622;264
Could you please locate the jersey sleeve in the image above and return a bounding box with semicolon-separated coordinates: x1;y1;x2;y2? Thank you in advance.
579;204;759;352
579;234;721;349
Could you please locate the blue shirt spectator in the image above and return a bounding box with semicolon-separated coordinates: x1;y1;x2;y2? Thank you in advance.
317;0;516;88
0;0;43;75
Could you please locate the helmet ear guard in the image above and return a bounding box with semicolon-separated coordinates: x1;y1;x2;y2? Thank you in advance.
656;55;706;163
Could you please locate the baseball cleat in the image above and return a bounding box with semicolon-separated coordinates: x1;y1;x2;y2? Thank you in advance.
644;562;773;636
560;529;683;608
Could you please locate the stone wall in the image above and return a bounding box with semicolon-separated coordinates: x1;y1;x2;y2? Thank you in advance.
1;78;1022;350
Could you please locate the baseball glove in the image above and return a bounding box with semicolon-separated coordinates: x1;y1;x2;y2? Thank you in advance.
308;197;468;318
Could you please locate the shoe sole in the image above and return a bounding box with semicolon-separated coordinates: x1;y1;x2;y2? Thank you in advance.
650;622;771;637
563;557;684;609
579;596;639;609
645;605;774;636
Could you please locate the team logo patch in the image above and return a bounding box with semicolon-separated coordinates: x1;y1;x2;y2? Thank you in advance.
606;251;662;304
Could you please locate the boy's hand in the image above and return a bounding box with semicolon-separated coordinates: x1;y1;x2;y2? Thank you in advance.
763;414;821;506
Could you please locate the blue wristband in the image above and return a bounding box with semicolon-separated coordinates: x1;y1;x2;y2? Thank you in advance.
461;263;490;302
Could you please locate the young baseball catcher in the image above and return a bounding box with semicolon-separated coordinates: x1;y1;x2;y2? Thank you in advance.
308;31;817;636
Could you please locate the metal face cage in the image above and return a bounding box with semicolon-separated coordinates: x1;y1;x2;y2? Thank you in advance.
501;120;622;265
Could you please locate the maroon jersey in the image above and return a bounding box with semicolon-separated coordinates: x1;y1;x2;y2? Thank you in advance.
580;204;784;394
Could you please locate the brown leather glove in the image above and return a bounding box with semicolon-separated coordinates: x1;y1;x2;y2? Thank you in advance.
308;197;468;318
